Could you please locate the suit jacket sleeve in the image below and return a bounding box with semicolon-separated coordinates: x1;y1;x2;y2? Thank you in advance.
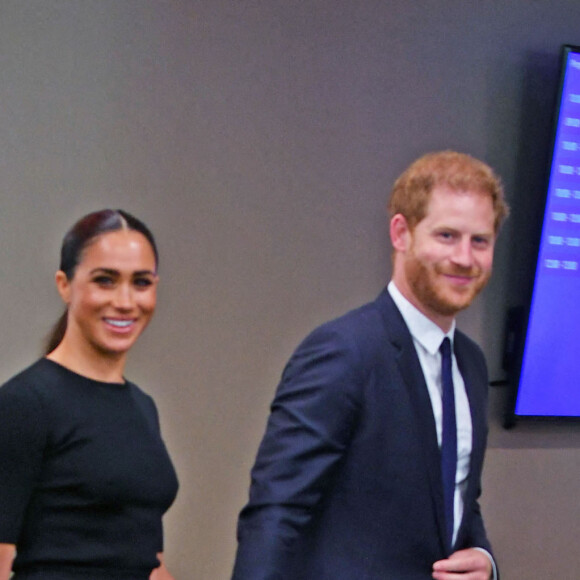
231;323;362;580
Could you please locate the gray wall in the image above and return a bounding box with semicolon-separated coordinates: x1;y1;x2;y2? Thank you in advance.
1;2;579;578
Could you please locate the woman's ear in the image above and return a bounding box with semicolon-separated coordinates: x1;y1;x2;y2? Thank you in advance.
55;271;71;304
390;213;411;253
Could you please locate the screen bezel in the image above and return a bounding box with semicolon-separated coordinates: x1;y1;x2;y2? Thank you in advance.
504;44;580;428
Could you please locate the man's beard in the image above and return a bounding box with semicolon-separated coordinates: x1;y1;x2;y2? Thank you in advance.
404;250;491;317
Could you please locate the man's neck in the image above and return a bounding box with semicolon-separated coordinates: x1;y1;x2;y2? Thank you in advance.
389;277;454;333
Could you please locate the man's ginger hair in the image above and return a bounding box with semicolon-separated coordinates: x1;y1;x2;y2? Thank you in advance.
387;151;509;233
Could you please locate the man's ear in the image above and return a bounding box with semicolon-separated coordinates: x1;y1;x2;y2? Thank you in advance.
55;271;71;304
390;214;411;252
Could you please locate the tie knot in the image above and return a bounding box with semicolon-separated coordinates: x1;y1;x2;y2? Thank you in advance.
440;336;452;358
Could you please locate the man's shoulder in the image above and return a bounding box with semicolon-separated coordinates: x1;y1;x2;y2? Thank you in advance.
317;288;393;331
454;328;485;357
297;288;403;358
454;328;488;379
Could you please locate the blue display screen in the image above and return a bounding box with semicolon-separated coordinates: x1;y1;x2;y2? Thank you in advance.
515;47;580;417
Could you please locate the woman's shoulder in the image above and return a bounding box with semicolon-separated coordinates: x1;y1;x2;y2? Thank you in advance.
1;358;50;393
0;360;54;435
0;358;78;408
125;380;160;421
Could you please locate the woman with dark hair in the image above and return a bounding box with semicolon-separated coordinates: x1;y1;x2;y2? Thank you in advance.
0;210;178;580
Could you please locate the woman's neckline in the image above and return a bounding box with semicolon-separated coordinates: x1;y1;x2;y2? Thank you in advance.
42;357;128;387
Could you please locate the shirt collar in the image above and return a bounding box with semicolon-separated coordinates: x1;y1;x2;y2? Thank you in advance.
387;281;455;356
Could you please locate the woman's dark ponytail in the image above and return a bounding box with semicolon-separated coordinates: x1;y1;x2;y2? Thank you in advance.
44;311;69;356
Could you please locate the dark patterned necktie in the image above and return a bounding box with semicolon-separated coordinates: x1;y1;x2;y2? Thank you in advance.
440;336;457;551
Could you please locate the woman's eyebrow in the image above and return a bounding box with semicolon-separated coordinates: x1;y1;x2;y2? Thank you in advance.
89;268;119;275
88;268;156;276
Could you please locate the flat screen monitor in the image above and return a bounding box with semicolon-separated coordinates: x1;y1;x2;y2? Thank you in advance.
508;45;580;424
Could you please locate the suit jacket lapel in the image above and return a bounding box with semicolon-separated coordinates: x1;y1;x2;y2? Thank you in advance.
375;289;449;554
454;336;487;542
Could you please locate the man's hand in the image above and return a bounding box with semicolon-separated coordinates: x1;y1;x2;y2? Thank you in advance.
0;544;16;580
432;548;492;580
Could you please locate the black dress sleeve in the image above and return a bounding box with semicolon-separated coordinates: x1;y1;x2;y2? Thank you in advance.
0;383;47;543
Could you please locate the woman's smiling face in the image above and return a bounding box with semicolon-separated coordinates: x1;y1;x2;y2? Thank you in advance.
56;229;158;360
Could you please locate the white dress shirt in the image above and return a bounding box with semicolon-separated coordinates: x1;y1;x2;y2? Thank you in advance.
387;282;496;578
388;281;472;546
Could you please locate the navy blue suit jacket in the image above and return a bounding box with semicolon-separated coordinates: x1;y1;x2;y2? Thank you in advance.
232;289;493;580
